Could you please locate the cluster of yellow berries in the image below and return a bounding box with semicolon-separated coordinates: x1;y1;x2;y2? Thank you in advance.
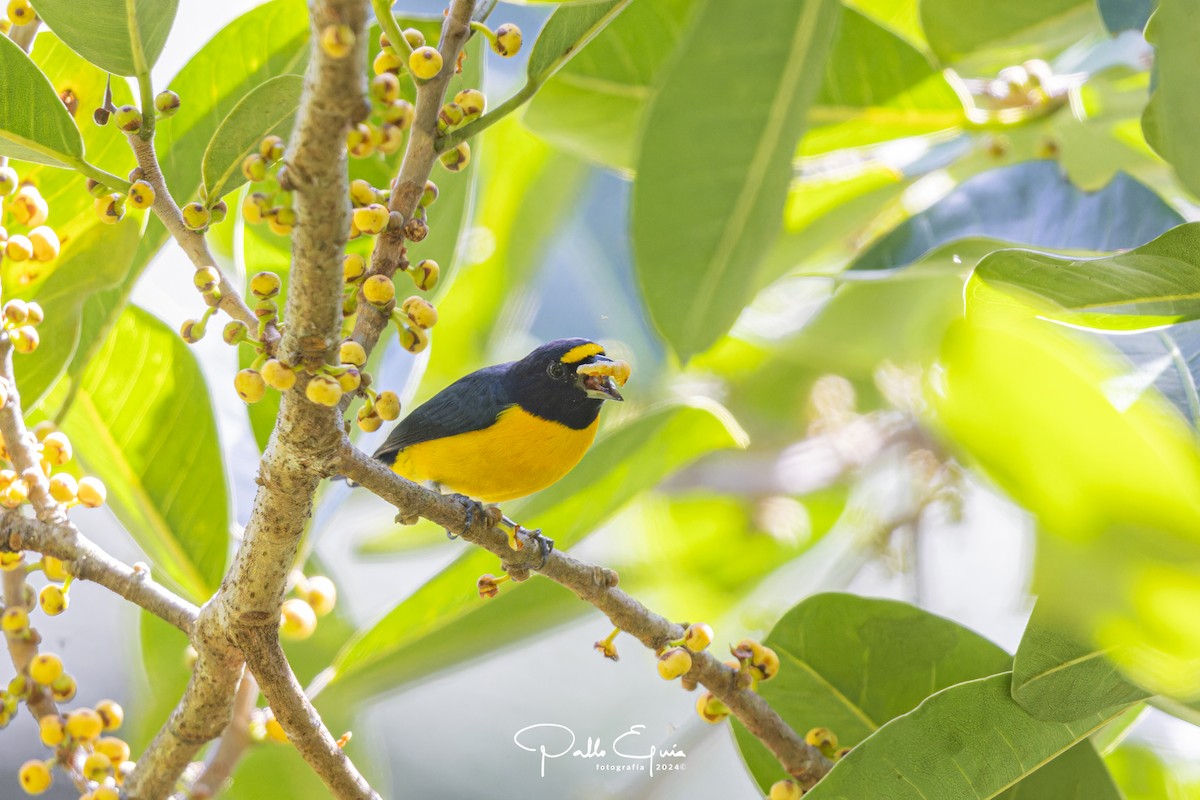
279;572;338;641
18;697;132;797
240;134;296;236
4;0;35;28
693;637;780;724
87;92;181;226
1;299;45;356
2;169;60;288
0;425;107;514
348;254;439;359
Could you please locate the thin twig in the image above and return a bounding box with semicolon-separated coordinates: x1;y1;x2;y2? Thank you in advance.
335;445;835;789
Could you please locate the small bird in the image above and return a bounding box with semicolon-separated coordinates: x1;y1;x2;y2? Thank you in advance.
372;338;626;552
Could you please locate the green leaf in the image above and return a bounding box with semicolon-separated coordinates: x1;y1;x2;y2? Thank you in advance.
62;307;229;601
631;0;840;360
1109;321;1200;426
522;0;694;171
1098;0;1152;34
801;7;962;157
526;0;630;83
919;0;1096;67
972;223;1200;331
1106;744;1200;800
0;34;83;167
1142;0;1200;198
732;593;1011;791
804;674;1124;800
30;0;177;76
201;75;303;202
937;290;1200;697
852;162;1183;270
1012;602;1151;722
325;403;745;699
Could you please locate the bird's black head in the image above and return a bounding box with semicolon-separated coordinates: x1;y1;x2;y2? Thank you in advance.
506;338;624;429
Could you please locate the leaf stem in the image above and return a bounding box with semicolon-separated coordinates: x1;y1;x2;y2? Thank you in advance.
68;157;132;193
137;72;156;141
371;0;413;59
438;81;535;151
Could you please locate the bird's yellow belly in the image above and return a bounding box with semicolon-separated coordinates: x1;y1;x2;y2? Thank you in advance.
392;406;599;503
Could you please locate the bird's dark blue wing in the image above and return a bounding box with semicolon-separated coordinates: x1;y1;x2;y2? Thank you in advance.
371;363;514;465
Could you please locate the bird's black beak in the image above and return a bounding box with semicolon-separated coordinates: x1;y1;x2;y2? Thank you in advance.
576;357;624;401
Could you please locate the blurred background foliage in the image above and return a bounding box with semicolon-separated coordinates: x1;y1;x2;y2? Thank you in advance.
4;0;1200;796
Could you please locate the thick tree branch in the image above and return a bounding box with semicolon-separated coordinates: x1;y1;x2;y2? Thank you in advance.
335;445;835;789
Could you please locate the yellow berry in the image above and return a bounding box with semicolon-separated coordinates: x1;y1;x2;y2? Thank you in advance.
336;367;361;393
657;647;693;680
305;375;343;407
41;432;72;465
242;193;268;224
235;369;266;403
454;88;486;121
261;359;296;391
193;266;220;293
66;707;103;741
3;299;27;324
29;653;63;685
349;179;378;208
179;318;206;344
27;227;59;262
11;325;39;353
250;271;282;299
382;99;414;129
94;193;126;225
2;605;29;633
38;714;65;747
373;49;403;76
362;274;396;306
114;104;142;133
260;134;285;161
17;759;51;794
49;474;80;506
339;340;367;366
96;699;124;731
684;623;714;652
1;480;28;508
155;89;181;117
83;752;113;782
77;476;107;508
343;253;367;282
242;152;268;182
266;206;296;236
49;673;76;702
96;736;131;764
0;166;16;196
769;779;803;800
412;259;439;291
402;27;425;48
280;597;317;639
409;46;443;80
10;184;48;226
375;390;401;420
41;556;69;582
420;180;439;208
398;324;429;354
127;179;155;210
4;233;32;262
320;23;355;59
493;23;522;57
38;584;67;616
357;406;382;432
371;72;401;104
695;691;729;723
353;203;390;236
401;296;437;329
437;102;464;131
181;201;211;231
304;576;337;616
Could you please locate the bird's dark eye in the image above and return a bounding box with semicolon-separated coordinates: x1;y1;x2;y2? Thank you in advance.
547;361;566;380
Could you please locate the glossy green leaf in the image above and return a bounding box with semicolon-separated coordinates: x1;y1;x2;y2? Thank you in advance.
1109;320;1200;426
526;0;630;83
919;0;1095;66
1098;0;1152;34
325;403;746;698
852;162;1183;270
62;307;230;601
1012;602;1151;722
30;0;177;76
522;0;694;171
972;223;1200;331
804;674;1124;800
0;34;83;167
1142;1;1200;198
632;0;840;360
733;593;1011;791
201;75;303;202
843;0;926;49
937;289;1200;698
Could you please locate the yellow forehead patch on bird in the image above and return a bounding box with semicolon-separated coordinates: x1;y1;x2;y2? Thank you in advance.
560;343;604;364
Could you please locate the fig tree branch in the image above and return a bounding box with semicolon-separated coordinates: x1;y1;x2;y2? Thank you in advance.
335;445;836;790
